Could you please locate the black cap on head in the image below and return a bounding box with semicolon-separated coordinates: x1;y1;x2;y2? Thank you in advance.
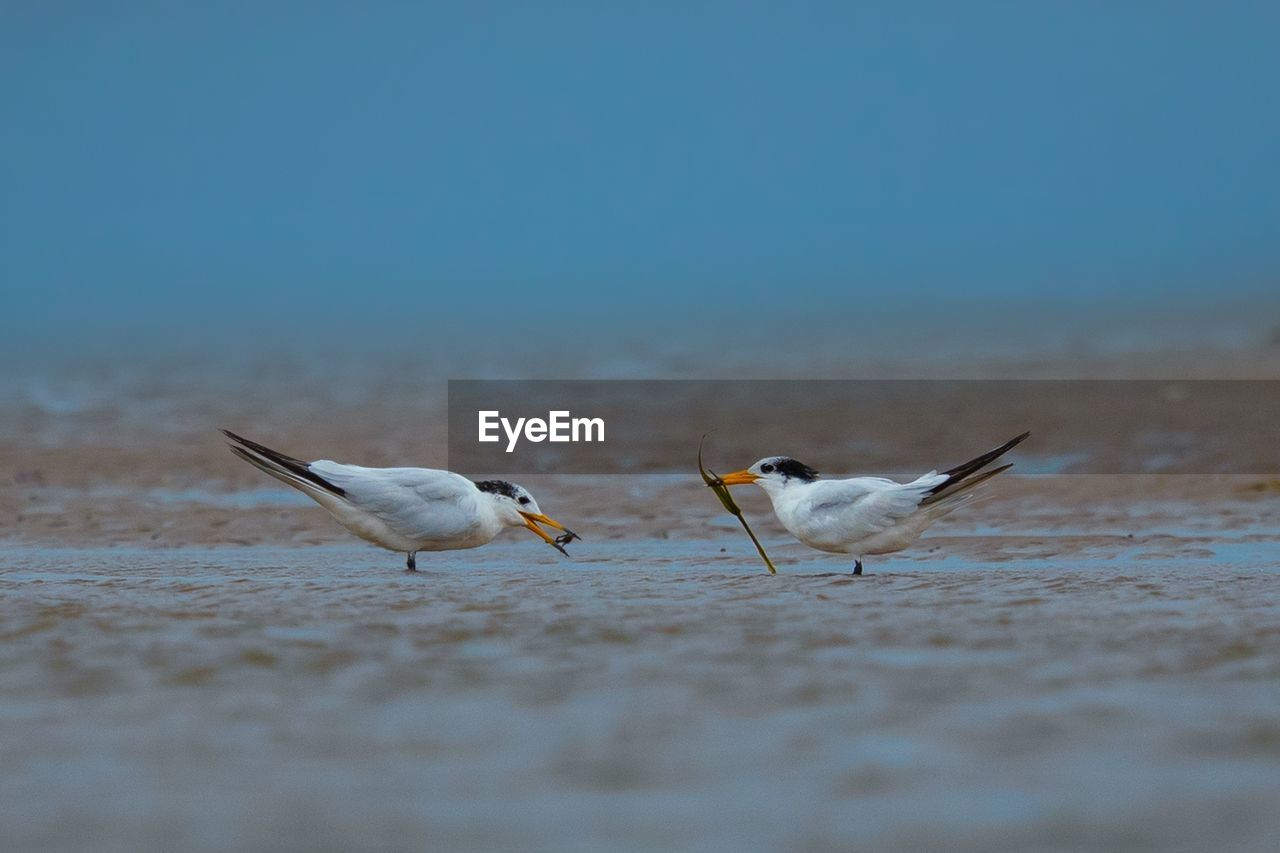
474;480;519;499
761;457;820;482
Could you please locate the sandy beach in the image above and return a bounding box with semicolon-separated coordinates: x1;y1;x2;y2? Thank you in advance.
2;347;1278;851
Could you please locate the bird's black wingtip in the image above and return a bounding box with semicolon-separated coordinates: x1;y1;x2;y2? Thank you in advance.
993;431;1032;455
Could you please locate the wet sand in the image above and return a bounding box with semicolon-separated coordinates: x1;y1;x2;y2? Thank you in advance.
4;539;1279;853
2;350;1279;852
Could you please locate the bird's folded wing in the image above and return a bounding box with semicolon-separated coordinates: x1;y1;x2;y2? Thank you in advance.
802;477;943;535
309;462;484;540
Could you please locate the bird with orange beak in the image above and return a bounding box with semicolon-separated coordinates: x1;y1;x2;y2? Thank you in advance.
715;432;1028;574
221;430;578;571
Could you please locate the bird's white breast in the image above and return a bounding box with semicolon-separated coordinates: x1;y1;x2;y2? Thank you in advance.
763;482;856;553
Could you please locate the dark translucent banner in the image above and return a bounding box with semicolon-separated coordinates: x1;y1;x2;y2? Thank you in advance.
447;380;1279;476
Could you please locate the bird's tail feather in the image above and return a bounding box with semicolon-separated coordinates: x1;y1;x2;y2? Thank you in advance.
220;429;346;498
924;432;1028;502
922;462;1012;507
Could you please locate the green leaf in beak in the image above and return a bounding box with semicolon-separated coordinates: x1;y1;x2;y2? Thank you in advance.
699;434;777;574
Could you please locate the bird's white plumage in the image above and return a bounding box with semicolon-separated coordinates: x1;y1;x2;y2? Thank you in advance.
307;462;500;551
763;472;952;555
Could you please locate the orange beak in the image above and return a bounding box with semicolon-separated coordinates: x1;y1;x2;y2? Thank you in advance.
717;469;760;486
519;511;580;556
520;510;569;534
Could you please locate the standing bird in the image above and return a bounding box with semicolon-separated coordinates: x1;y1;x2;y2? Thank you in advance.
715;432;1029;574
220;429;578;570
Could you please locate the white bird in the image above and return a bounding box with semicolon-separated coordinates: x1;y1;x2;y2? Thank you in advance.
715;432;1029;574
220;429;578;570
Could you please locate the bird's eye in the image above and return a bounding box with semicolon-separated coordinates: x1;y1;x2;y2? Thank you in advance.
761;463;774;474
518;496;531;505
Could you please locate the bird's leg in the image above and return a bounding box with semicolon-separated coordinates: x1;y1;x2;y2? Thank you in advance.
852;559;863;576
406;552;418;572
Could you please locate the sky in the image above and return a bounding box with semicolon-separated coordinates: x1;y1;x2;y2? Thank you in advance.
3;2;1279;360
